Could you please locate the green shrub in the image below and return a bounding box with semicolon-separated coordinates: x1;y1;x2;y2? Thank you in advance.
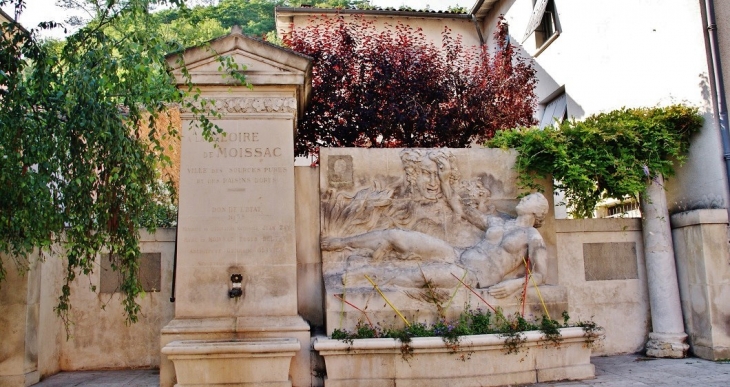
489;105;703;217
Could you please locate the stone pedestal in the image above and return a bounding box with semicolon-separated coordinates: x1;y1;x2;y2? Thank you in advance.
0;254;40;387
641;176;688;358
671;209;730;360
160;28;313;386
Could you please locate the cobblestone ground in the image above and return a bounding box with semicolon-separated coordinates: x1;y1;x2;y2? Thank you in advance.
531;354;730;386
33;354;730;387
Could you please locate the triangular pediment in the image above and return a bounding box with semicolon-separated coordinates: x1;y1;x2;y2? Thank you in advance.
167;27;312;87
183;48;301;78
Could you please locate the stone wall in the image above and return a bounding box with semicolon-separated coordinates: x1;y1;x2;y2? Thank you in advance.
0;229;176;386
0;167;689;385
555;218;651;355
295;166;324;332
60;229;176;370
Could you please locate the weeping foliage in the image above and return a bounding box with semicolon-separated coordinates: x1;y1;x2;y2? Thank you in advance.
0;0;237;325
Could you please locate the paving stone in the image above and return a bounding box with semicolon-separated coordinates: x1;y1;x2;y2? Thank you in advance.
31;354;730;387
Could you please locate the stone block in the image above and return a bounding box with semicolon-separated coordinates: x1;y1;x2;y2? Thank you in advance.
174;263;298;318
672;209;730;360
555;219;650;355
162;338;300;387
295;166;321;266
174;115;299;319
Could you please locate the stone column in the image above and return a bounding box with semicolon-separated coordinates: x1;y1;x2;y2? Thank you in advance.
641;175;688;358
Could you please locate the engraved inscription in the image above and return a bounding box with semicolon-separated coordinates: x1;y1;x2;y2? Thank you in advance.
179;124;294;266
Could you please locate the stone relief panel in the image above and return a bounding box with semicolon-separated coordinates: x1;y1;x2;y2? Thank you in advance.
319;148;560;332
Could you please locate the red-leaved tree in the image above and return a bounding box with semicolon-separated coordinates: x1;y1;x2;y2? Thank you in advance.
285;15;537;156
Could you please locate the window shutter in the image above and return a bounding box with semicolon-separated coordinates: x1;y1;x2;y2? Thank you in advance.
522;0;551;43
539;93;567;129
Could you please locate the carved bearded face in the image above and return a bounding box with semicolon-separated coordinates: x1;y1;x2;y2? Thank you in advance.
416;158;441;200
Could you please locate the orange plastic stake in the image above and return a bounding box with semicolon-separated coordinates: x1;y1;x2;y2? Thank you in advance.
333;293;375;331
450;273;497;313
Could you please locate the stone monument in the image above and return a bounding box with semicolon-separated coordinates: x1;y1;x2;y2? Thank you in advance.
159;28;313;387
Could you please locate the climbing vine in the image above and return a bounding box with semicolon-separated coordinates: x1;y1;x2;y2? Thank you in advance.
488;105;703;217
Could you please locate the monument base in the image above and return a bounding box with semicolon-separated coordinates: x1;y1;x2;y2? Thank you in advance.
692;344;730;361
162;338;300;387
160;316;310;387
645;332;689;358
0;371;39;387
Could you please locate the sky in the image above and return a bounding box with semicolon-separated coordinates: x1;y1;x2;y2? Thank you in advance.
5;0;472;38
370;0;471;10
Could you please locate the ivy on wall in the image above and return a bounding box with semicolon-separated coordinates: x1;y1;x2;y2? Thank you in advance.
488;105;704;218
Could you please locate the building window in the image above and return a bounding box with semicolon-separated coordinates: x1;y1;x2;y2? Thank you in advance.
539;93;567;129
595;198;641;219
522;0;561;51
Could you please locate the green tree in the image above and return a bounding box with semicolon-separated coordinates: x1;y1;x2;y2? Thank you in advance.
153;0;372;38
0;0;238;325
157;16;227;47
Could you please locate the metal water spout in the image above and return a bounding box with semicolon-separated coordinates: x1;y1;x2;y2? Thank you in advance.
228;274;243;298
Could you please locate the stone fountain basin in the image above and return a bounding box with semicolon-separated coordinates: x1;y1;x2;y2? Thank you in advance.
162;338;300;387
314;327;596;387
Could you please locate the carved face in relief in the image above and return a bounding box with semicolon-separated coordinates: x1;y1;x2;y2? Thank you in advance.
400;149;461;202
416;158;442;200
515;193;549;227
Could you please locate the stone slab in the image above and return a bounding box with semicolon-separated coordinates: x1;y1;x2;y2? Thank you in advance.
319;148;558;333
671;208;728;228
163;338;299;387
175;115;297;319
315;328;594;387
100;253;161;293
583;242;638;281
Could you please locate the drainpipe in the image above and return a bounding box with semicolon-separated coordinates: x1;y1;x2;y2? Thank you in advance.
170;212;179;303
468;0;486;45
471;14;485;45
705;0;730;196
